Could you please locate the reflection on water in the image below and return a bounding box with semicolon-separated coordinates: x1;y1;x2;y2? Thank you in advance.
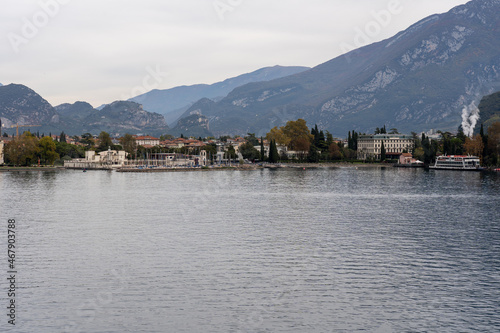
0;168;499;332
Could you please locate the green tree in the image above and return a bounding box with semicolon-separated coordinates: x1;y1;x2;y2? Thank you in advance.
456;125;467;151
260;137;266;161
120;134;137;159
413;147;425;162
342;147;357;161
226;145;236;160
244;133;259;146
464;134;484;163
348;130;359;150
389;128;399;134
160;134;174;141
4;133;40;166
282;119;313;151
80;133;94;148
326;131;334;147
59;131;67;143
380;141;386;161
268;139;279;163
55;141;85;159
39;136;60;165
479;123;489;163
329;142;342;160
486;122;500;166
239;142;260;161
421;135;437;165
201;143;217;156
266;126;291;147
97;131;113;152
308;144;320;162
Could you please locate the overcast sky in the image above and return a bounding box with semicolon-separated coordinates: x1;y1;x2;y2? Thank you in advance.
0;0;469;107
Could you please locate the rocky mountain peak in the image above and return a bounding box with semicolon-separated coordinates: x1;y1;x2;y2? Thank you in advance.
0;83;59;127
178;0;500;136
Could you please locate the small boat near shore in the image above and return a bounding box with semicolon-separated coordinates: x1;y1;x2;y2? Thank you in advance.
429;155;483;171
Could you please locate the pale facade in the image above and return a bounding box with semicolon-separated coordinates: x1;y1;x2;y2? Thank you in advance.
64;150;127;169
357;134;414;160
135;136;160;147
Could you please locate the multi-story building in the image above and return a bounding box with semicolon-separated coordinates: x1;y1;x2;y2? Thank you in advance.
64;150;128;169
357;134;414;160
135;136;160;148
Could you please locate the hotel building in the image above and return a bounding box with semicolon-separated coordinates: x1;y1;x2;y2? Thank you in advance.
357;134;414;160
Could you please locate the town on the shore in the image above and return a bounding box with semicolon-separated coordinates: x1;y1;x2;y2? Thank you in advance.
1;119;500;170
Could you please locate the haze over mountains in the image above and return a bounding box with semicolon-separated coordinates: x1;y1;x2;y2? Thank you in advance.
129;65;310;126
178;0;500;137
1;0;500;138
0;66;307;136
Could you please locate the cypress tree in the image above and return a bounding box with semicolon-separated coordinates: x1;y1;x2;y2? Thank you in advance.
60;131;67;143
480;124;489;162
268;139;279;163
318;130;326;150
260;137;265;161
381;141;386;161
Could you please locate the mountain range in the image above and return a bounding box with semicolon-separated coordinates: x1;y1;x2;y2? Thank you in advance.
129;65;310;126
0;84;169;136
478;91;500;128
1;0;500;138
177;0;500;137
0;66;309;136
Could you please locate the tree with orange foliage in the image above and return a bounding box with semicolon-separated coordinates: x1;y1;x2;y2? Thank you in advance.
329;142;342;160
265;126;291;147
281;119;313;151
487;122;500;157
464;134;484;162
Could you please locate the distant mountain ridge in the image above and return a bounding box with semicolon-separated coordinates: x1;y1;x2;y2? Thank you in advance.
129;65;310;125
0;66;310;136
0;84;59;129
478;91;500;128
55;100;169;135
55;101;97;121
0;85;169;136
178;0;500;137
84;101;168;134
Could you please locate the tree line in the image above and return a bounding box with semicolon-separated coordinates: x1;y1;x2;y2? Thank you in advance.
237;119;359;163
3;121;500;167
406;123;499;167
2;131;128;166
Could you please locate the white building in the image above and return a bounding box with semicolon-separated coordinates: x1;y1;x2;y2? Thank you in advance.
357;134;414;160
135;136;160;147
64;149;127;169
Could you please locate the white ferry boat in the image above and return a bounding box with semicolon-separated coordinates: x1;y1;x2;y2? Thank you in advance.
429;155;482;171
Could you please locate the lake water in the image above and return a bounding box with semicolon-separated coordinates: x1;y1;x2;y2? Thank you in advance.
1;167;499;332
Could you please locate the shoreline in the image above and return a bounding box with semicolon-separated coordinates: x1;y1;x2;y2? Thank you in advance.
116;162;393;172
2;163;499;173
0;166;61;172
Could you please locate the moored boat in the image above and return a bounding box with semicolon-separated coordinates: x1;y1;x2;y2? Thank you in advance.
429;155;482;171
